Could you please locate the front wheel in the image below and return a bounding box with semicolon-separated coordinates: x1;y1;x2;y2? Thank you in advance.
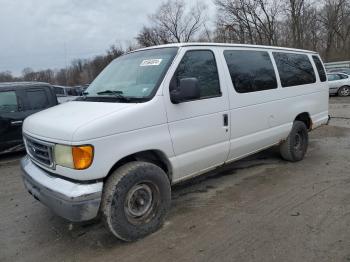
280;121;308;162
338;86;350;97
101;161;171;241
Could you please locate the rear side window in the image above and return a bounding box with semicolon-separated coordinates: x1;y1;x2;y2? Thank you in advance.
273;52;316;87
26;89;49;110
172;50;221;99
0;91;18;113
223;50;277;93
312;56;327;82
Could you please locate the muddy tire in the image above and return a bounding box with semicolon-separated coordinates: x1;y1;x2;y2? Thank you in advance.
280;121;308;162
338;86;350;97
101;161;171;242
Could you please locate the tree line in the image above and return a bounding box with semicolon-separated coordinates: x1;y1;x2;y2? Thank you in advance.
1;0;349;85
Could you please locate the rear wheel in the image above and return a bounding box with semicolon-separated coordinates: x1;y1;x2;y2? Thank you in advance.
338;86;350;97
280;121;308;162
101;161;171;241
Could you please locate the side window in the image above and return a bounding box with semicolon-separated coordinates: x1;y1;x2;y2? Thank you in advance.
273;52;316;87
54;86;65;96
327;74;340;81
171;50;221;99
0;91;18;113
26;89;49;110
223;50;277;93
312;56;327;82
340;74;349;79
67;88;74;96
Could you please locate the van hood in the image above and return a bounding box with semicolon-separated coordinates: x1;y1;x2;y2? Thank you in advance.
23;101;133;142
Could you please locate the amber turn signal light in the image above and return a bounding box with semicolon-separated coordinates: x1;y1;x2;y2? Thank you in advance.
72;145;94;170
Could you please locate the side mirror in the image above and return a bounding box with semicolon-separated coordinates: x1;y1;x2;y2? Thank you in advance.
170;78;200;104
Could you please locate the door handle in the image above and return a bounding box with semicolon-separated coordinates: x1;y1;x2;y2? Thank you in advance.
223;114;228;127
11;120;23;126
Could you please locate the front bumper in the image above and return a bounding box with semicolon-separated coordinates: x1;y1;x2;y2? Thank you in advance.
21;156;103;222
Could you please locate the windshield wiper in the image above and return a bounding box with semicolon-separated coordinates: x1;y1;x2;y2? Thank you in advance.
96;90;130;102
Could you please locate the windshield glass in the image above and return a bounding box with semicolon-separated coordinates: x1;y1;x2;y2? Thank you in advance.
86;47;178;101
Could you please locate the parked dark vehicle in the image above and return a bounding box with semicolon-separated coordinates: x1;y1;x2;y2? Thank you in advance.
0;82;58;154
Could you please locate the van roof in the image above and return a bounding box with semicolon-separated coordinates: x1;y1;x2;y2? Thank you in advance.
0;81;51;89
133;42;318;55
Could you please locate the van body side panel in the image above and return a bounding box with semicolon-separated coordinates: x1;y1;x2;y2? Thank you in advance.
220;48;328;162
163;47;231;181
221;48;284;160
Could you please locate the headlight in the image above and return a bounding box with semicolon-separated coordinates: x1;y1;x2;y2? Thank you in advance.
54;144;94;170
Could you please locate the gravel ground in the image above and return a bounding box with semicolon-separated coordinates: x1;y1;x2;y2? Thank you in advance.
0;97;350;262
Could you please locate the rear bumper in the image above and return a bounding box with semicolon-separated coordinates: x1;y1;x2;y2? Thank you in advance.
21;156;103;222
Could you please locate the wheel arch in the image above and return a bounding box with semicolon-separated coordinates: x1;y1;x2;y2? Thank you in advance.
294;112;312;130
105;149;173;183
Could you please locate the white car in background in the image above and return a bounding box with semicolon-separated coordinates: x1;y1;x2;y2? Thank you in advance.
53;85;80;103
327;73;350;96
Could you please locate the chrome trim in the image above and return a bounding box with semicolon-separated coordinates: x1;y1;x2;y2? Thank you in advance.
11;120;23;126
24;134;56;169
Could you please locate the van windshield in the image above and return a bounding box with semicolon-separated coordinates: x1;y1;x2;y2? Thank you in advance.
85;47;178;102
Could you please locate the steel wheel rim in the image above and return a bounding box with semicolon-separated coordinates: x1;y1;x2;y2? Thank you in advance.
124;182;159;225
294;132;303;151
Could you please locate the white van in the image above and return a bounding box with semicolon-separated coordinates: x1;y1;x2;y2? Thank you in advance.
21;43;329;241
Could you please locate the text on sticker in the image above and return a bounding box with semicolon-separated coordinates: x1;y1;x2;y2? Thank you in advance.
140;59;162;66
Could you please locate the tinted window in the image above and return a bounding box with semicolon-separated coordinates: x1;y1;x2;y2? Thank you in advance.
327;74;341;81
171;50;221;99
54;86;65;96
273;52;316;87
67;88;75;96
26;89;49;110
340;74;349;79
312;56;327;82
0;91;18;113
224;50;277;93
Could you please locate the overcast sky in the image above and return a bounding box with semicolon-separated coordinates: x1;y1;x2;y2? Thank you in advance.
0;0;215;75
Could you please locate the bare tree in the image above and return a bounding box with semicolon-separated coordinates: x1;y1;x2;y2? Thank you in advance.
0;71;15;82
215;0;281;45
136;0;207;47
136;26;171;47
3;0;350;86
280;0;321;50
319;0;350;60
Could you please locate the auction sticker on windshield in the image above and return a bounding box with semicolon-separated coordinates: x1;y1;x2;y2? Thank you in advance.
140;59;162;66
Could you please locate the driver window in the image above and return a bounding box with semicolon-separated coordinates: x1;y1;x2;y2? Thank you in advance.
171;50;221;99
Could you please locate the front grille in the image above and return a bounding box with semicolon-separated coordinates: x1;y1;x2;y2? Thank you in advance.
24;136;55;169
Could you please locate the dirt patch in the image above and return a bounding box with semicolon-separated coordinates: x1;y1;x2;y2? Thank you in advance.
311;125;349;138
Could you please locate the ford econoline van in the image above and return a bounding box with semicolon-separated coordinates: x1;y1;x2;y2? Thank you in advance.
21;43;329;241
